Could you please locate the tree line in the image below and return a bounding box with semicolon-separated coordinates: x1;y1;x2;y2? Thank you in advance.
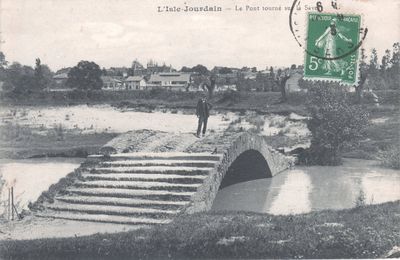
0;42;398;98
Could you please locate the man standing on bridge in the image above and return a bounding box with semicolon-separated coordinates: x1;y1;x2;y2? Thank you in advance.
196;92;212;138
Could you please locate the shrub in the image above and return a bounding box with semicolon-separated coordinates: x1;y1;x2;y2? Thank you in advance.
217;90;241;104
53;123;65;141
378;145;400;169
306;84;369;165
0;123;32;141
355;190;367;207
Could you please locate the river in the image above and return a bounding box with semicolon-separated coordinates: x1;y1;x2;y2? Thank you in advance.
1;105;397;216
211;158;400;215
0;156;398;217
0;158;84;215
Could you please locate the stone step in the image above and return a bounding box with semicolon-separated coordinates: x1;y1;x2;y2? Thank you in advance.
83;173;207;184
45;201;178;217
36;211;171;225
88;152;222;162
56;195;189;209
74;180;201;192
100;160;217;168
66;187;194;200
91;166;213;175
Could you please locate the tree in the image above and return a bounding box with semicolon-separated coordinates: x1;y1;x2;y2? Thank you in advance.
355;48;368;102
305;84;369;165
391;42;400;68
269;66;275;79
180;66;192;73
191;64;209;75
66;61;103;90
33;58;53;91
208;74;216;97
388;42;400;90
198;74;216;98
0;51;8;69
3;62;35;94
369;48;379;75
381;49;391;71
219;67;232;74
274;69;290;102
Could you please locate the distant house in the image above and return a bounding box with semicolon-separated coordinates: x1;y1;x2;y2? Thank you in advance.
285;72;303;92
217;73;238;85
53;73;69;85
215;84;237;92
187;84;203;92
242;71;257;80
101;76;124;90
106;67;129;77
124;76;146;90
259;70;272;77
147;73;191;91
146;61;174;75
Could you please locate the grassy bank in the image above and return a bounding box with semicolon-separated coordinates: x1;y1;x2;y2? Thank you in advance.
0;124;117;159
343;105;400;164
0;201;398;259
1;89;308;114
2;89;398;111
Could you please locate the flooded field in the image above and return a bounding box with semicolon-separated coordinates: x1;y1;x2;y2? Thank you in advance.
0;105;236;134
0;105;310;137
212;158;400;215
0;158;83;215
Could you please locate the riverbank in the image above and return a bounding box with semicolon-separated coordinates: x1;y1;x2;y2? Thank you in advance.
0;201;398;259
1;90;308;115
1;90;398;163
0;127;116;159
343;104;400;164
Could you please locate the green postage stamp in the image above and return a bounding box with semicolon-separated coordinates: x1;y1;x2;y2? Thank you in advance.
304;13;361;85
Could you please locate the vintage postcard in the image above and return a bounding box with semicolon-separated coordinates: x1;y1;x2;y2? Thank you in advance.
0;0;399;259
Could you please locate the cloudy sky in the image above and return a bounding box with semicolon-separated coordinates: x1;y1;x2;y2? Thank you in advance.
1;0;399;70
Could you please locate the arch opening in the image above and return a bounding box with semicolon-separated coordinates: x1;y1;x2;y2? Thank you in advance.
219;149;272;189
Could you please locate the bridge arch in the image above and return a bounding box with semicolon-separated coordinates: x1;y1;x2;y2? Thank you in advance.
183;132;292;213
34;131;293;224
219;149;272;189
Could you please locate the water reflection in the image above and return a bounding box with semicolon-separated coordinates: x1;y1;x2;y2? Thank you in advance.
0;158;83;214
268;170;312;215
211;159;400;215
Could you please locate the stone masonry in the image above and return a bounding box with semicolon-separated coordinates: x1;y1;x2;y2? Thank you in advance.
34;130;294;225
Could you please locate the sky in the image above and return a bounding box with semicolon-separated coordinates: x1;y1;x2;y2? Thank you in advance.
1;0;399;71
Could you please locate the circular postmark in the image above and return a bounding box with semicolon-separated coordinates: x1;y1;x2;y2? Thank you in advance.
289;0;368;61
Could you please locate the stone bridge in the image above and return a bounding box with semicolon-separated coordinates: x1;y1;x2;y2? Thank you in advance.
35;130;294;226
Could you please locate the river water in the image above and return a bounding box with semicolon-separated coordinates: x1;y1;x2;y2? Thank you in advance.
0;158;83;215
0;157;398;217
211;158;400;215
